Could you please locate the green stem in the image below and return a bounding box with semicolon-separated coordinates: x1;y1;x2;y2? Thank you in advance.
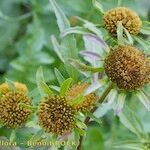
77;82;114;150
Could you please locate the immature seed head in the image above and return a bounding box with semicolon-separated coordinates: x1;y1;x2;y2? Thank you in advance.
104;45;150;90
66;83;98;112
38;96;76;135
0;82;28;95
104;7;142;36
0;92;32;128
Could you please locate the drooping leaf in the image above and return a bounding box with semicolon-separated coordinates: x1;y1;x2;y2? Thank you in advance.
61;26;90;38
50;0;70;33
69;59;103;73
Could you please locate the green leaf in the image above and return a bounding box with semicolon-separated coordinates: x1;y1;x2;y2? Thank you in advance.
49;85;60;92
29;129;44;142
36;67;53;97
75;127;86;136
61;26;90;38
117;21;125;45
92;0;104;14
76;119;87;129
10;130;16;143
69;95;84;106
51;35;65;63
70;59;103;73
86;112;102;125
60;78;73;96
54;68;65;85
133;36;150;50
49;0;70;33
82;127;104;150
140;27;150;35
5;78;16;91
118;106;146;139
113;142;144;150
83;22;103;38
123;27;133;45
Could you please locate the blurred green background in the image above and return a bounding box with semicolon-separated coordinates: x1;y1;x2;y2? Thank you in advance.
0;1;149;149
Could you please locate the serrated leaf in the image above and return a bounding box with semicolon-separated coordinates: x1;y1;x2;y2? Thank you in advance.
54;68;65;85
51;35;65;63
60;78;73;96
50;0;70;32
36;67;53;97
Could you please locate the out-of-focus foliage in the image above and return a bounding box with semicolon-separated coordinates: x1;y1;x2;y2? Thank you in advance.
0;0;150;150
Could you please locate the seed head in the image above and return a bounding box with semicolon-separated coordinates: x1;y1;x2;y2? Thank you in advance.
38;96;76;135
104;7;142;36
104;45;150;90
66;83;98;112
0;82;28;95
0;92;32;128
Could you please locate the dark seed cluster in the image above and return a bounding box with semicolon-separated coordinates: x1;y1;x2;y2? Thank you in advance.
67;83;98;112
104;7;142;36
0;92;32;128
104;45;150;90
38;96;76;135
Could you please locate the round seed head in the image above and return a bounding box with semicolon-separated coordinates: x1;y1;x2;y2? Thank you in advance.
0;82;28;95
104;7;142;36
104;45;150;90
66;83;98;112
38;96;76;135
0;92;32;128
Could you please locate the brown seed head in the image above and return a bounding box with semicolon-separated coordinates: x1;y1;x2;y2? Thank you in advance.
104;45;150;90
0;82;28;95
0;92;32;128
104;7;142;36
66;83;98;112
38;96;76;135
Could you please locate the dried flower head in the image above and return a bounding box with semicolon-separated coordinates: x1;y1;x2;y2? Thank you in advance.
66;83;98;112
0;92;32;128
38;96;76;135
0;82;28;95
104;7;142;35
104;45;150;90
